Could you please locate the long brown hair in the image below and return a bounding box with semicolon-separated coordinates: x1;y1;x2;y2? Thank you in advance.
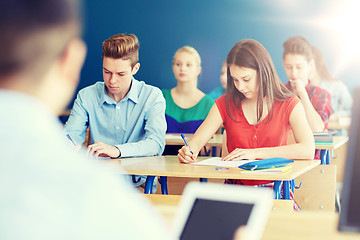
226;39;293;123
312;46;336;82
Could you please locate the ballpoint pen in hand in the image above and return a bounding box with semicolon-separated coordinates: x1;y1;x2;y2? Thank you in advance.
180;134;195;161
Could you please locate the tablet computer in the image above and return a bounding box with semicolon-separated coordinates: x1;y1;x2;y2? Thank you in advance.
172;182;273;240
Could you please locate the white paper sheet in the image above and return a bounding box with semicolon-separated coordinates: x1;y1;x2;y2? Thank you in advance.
191;157;255;168
165;134;183;140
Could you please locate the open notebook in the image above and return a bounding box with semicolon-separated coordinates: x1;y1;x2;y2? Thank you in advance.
172;182;273;240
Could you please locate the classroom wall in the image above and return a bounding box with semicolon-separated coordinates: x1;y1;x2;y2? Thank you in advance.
74;0;360;107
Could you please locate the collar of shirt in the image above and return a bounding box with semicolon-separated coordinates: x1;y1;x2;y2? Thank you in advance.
99;78;140;106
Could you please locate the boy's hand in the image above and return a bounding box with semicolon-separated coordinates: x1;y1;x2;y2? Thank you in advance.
88;141;120;158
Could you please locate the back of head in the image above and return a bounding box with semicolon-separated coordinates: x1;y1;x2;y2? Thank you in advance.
0;0;81;82
283;36;313;62
173;46;201;67
102;34;139;68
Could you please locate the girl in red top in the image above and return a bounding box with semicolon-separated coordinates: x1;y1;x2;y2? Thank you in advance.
178;39;315;185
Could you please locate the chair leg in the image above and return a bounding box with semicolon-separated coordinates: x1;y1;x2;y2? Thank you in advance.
159;176;168;195
144;176;155;194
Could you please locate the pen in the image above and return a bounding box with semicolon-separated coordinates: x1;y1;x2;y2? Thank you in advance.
180;134;195;161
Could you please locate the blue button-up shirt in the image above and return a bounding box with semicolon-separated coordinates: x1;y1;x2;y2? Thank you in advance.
64;79;166;158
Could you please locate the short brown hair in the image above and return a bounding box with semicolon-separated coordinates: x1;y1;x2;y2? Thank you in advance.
0;0;81;79
283;36;313;62
102;33;139;68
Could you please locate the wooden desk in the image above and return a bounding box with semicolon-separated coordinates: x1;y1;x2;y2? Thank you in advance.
315;136;349;165
120;156;318;181
166;134;349;160
315;136;349;150
118;155;319;200
145;194;360;240
146;194;293;212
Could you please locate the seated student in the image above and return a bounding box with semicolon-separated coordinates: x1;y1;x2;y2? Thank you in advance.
208;61;227;99
310;45;353;119
64;33;166;190
0;1;168;239
162;46;214;155
282;36;333;133
177;39;314;186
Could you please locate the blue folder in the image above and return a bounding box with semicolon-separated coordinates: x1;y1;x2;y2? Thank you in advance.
238;157;294;171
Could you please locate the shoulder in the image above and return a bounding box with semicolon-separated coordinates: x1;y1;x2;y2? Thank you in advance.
285;95;300;105
327;80;348;90
134;79;164;101
309;84;331;96
208;86;225;99
78;82;103;95
160;88;171;98
274;96;301;116
215;94;227;103
215;94;227;110
201;94;215;104
76;82;104;106
197;94;214;110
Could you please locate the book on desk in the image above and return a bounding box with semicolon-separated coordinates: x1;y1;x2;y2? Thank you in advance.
314;130;337;143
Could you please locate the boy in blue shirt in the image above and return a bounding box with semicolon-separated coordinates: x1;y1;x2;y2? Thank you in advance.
65;33;166;190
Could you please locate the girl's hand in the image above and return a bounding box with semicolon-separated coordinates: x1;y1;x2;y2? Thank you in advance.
177;146;197;164
222;148;257;161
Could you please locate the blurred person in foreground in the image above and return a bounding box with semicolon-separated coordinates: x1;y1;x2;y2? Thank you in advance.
0;0;170;239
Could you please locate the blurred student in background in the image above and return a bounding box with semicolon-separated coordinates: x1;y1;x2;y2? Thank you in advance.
310;46;353;118
162;46;214;155
208;61;227;99
282;36;333;133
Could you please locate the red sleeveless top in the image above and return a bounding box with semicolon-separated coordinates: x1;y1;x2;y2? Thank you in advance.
215;94;300;185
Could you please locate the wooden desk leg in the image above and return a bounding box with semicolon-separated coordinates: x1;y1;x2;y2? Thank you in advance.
144;176;155;194
159;176;168;195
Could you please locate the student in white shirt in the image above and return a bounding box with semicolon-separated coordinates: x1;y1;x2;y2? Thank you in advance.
0;0;170;239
